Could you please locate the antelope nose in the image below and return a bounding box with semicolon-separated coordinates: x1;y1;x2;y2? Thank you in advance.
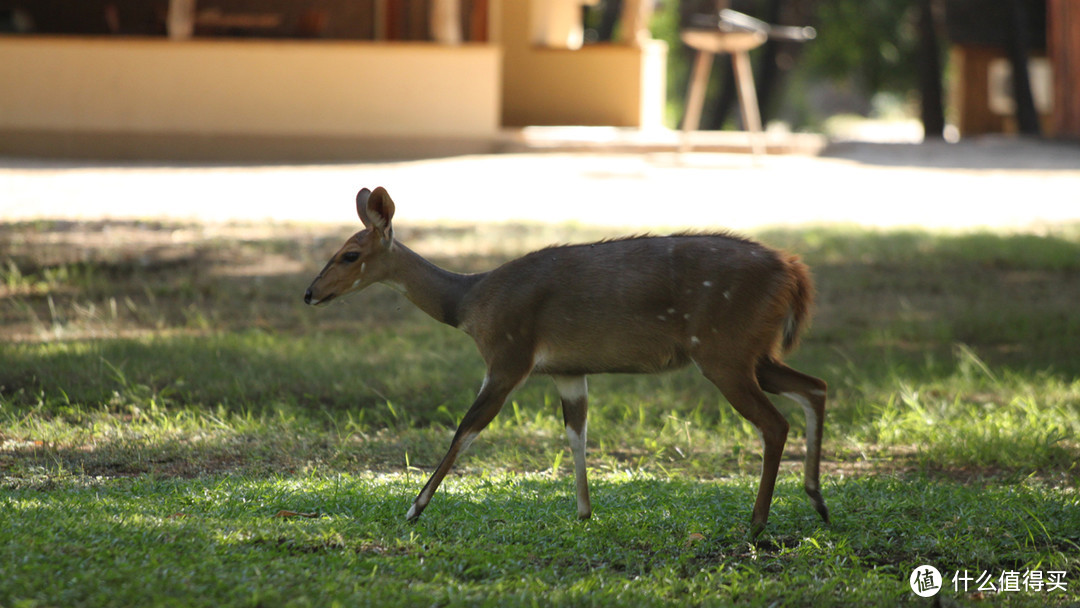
304;288;313;305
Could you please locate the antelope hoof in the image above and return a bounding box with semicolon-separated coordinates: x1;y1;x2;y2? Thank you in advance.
804;486;830;524
405;502;423;522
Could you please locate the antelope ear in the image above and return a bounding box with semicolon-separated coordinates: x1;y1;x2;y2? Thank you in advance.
356;187;395;244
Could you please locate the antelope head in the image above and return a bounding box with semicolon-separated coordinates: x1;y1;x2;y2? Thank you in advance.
304;187;396;306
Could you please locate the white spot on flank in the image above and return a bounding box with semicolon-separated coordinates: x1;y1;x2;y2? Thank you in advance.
657;315;667;321
360;262;366;274
683;313;691;320
703;281;713;287
506;332;515;343
690;336;701;346
723;290;732;300
667;308;676;314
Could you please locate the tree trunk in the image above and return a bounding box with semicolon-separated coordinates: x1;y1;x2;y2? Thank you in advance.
1006;0;1041;135
917;0;945;140
754;0;784;122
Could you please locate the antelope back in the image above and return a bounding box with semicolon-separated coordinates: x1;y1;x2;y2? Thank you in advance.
459;234;807;375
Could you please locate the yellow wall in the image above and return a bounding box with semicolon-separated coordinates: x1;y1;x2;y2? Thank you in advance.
0;0;667;160
497;0;666;128
0;36;500;159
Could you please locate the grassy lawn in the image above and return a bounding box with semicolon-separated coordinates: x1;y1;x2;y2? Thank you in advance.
1;218;1078;607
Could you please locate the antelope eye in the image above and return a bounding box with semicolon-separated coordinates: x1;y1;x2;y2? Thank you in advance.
341;251;361;263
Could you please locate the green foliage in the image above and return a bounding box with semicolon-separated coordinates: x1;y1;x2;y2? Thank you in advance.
650;0;693;128
648;0;941;126
802;0;923;95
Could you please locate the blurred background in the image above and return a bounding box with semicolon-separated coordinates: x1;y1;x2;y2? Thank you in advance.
0;0;1076;162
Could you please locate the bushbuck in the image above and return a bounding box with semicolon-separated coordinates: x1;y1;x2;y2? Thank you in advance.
304;187;830;537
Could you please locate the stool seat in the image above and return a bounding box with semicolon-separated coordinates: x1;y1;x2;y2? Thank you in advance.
680;10;814;156
679;12;768;156
680;28;766;55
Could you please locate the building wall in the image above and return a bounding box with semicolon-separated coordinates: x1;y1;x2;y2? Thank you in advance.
0;35;500;159
0;0;667;160
497;0;666;128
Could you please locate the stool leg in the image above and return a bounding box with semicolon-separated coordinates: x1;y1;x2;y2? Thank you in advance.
681;50;715;153
731;50;765;157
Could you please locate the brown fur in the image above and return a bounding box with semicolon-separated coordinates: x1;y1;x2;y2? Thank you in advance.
305;187;830;537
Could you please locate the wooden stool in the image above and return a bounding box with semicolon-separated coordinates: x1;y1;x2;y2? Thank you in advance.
680;15;768;155
680;10;814;155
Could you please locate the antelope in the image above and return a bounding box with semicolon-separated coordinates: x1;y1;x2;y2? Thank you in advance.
304;187;830;537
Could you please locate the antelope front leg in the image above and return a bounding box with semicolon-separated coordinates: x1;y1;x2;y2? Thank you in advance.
406;369;525;521
553;375;591;519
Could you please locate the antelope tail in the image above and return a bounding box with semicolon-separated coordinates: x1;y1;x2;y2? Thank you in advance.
782;255;814;354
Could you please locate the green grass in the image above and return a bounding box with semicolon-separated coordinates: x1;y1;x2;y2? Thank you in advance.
2;220;1079;606
2;472;1077;607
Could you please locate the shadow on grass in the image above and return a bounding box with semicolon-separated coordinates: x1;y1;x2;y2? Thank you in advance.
3;223;1080;489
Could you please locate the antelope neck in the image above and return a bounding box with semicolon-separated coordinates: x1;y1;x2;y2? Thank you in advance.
387;243;483;328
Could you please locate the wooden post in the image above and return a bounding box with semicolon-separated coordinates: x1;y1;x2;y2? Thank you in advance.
166;0;196;40
731;50;766;156
1006;0;1041;135
681;49;716;151
917;0;946;139
1048;0;1080;138
430;0;462;44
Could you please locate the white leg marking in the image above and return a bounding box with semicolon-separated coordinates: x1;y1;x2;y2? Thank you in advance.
554;375;591;518
553;375;588;402
458;431;479;455
566;422;591;517
407;430;480;521
782;392;820;491
566;424;588;470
